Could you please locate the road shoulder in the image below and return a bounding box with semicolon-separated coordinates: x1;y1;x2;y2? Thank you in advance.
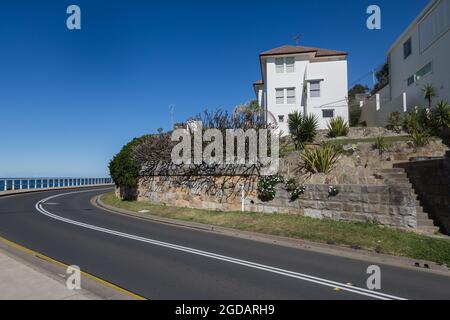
94;194;450;278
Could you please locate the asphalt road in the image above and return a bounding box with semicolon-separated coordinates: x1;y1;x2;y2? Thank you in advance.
0;187;449;300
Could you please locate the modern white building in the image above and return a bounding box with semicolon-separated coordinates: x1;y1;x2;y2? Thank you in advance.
388;0;449;109
253;45;349;133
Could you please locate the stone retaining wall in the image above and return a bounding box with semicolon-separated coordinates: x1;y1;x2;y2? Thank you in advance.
133;176;418;230
395;153;450;233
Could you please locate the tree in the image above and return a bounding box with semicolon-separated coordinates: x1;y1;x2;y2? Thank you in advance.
422;84;438;109
348;84;369;101
372;62;389;94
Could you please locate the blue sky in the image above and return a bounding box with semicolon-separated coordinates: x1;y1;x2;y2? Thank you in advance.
0;0;429;177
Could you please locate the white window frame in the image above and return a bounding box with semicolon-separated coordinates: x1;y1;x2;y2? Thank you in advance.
276;88;285;104
275;57;295;73
309;81;321;98
286;88;296;104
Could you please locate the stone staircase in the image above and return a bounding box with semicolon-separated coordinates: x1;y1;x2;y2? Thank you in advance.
379;168;441;234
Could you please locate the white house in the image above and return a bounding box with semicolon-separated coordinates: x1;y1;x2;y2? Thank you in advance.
387;0;450;109
253;45;349;133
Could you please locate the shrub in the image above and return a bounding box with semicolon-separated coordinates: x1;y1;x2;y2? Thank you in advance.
109;137;147;189
299;145;340;174
402;111;421;134
288;112;319;150
257;176;285;202
372;136;391;155
410;130;430;150
431;100;450;130
327;117;349;138
386;112;402;134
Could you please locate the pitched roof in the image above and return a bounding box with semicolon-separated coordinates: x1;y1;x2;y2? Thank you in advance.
260;45;347;58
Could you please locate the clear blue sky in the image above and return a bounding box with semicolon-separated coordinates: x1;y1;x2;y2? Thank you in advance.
0;0;429;177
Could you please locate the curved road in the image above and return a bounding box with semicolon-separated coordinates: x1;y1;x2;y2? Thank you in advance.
0;187;449;300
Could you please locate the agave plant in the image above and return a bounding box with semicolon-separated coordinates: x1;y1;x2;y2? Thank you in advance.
288;111;319;150
410;129;431;150
372;136;391;156
431;100;450;129
299;144;340;174
327;116;349;138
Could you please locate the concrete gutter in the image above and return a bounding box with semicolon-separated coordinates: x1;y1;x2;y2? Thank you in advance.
93;194;450;278
0;235;142;300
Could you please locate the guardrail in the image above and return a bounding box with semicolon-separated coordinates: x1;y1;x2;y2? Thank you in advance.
0;178;113;192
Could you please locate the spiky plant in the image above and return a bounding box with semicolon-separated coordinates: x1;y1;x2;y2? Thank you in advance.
372;136;391;156
288;112;319;150
299;145;340;174
431;100;450;130
327;116;349;138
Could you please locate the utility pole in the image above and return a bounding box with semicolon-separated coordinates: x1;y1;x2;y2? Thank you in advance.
169;104;175;130
294;34;302;45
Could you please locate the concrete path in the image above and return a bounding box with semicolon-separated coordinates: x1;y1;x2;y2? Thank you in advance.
0;249;96;300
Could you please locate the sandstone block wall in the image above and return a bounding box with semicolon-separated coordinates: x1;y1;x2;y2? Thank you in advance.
134;176;418;230
395;153;450;234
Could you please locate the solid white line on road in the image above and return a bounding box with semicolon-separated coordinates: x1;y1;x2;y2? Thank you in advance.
36;189;407;301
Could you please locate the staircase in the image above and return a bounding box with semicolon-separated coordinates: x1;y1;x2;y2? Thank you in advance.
379;168;441;234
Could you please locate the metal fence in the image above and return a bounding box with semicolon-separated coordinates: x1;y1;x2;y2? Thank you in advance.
0;178;113;192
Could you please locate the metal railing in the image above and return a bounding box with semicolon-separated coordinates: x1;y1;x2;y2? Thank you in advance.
0;178;113;192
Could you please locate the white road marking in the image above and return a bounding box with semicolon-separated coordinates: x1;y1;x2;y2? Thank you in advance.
35;189;407;301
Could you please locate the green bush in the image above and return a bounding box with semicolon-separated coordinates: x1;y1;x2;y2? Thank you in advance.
109;136;147;188
410;130;430;150
327;117;349;138
431;100;450;130
288;112;319;150
299;145;340;174
402;111;421;134
386;112;402;134
372;136;391;155
257;176;285;202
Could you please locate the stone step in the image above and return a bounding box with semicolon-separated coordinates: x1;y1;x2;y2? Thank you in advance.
381;168;405;174
417;225;441;235
417;218;436;227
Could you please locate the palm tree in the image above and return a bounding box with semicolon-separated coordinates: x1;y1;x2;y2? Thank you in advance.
422;84;438;109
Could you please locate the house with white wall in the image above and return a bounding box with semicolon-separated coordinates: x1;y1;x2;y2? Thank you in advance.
360;0;450;127
253;45;349;133
388;0;450;108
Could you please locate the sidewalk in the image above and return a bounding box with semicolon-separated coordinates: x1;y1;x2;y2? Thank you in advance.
0;249;97;300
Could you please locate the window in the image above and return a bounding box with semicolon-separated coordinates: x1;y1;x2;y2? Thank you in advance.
416;62;432;80
275;58;284;73
286;88;296;104
276;89;285;104
310;81;321;98
322;109;335;118
285;57;295;73
278;115;285;123
275;57;295;73
407;75;415;86
403;38;412;59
